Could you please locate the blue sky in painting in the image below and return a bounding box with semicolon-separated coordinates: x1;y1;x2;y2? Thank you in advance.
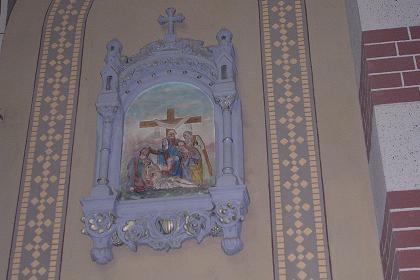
126;82;213;121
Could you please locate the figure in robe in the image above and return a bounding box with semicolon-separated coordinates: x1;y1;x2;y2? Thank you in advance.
127;146;198;192
149;129;182;177
183;131;212;179
177;140;203;186
127;147;158;193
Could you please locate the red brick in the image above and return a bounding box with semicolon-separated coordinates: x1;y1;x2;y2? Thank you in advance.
388;190;420;209
372;87;420;105
391;210;420;228
364;43;397;58
394;230;420;248
409;26;420;39
398;41;420;55
369;73;402;89
400;271;420;280
363;27;409;44
416;56;420;68
367;57;415;73
385;248;397;280
397;250;420;269
403;71;420;86
382;231;395;273
381;209;390;251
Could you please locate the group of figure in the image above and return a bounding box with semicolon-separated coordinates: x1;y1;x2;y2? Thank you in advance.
127;129;212;193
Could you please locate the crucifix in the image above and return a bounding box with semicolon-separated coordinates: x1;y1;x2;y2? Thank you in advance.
139;108;201;135
158;7;185;41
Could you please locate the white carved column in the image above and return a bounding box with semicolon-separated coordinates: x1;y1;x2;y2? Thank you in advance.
96;104;117;185
215;95;238;186
91;39;122;196
213;28;239;186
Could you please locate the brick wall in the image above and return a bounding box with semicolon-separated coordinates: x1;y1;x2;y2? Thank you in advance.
360;25;420;280
381;190;420;280
359;26;420;156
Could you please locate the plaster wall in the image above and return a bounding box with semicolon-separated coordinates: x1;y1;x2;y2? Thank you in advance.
306;1;382;278
0;0;8;51
0;0;383;279
345;0;363;84
0;0;51;277
357;0;420;31
368;112;387;236
373;102;420;192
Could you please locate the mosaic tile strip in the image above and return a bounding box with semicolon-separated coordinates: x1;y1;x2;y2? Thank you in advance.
7;0;94;279
259;1;333;279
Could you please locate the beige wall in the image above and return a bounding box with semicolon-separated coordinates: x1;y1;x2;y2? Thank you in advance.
306;1;383;279
0;0;383;279
0;0;51;277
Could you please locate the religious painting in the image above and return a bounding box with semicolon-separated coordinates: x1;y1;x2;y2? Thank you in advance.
120;82;215;199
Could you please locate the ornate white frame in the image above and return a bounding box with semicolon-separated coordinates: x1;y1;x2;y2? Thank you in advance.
80;8;249;264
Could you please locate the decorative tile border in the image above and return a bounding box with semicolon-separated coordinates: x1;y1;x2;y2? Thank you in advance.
7;0;94;279
259;1;332;279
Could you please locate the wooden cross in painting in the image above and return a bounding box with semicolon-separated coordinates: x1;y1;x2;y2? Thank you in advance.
139;108;201;133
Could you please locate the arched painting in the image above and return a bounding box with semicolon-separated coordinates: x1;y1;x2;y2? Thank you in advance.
120;82;215;199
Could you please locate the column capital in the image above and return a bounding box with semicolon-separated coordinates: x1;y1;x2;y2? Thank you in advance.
214;94;236;111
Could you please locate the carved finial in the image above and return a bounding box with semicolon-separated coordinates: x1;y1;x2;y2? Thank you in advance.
158;7;185;42
217;28;233;46
105;39;122;65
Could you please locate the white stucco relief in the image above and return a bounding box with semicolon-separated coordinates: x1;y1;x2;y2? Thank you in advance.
372;102;420;192
357;0;420;30
368;112;386;236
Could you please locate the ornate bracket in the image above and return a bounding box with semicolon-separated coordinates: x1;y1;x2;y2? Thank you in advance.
81;7;249;264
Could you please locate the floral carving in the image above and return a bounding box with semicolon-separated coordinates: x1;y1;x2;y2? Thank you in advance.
131;39;213;62
184;213;206;236
82;212;115;235
122;220;148;242
215;201;243;224
214;95;236;111
111;231;123;246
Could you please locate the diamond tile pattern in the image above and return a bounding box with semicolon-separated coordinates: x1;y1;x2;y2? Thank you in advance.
259;0;332;279
7;0;93;279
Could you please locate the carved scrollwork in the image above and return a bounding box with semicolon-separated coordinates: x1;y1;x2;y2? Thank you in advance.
119;56;217;89
111;231;123;246
214;201;244;225
156;217;177;235
113;212;209;252
118;219;149;251
81;212;115;236
212;200;247;256
214;95;236;111
123;220;149;242
132;39;213;62
210;224;223;236
184;213;206;236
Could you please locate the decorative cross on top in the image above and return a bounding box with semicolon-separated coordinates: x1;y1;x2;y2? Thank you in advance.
158;7;185;41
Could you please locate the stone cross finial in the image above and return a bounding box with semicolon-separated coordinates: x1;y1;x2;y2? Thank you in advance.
158;7;185;41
